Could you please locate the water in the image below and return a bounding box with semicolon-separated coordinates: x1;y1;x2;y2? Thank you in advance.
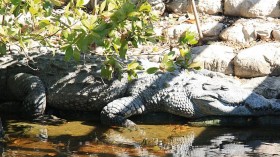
1;118;280;157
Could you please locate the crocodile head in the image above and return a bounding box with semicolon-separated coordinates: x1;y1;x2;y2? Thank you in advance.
189;82;259;116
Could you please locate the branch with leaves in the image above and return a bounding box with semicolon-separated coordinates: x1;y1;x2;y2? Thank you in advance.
0;0;199;80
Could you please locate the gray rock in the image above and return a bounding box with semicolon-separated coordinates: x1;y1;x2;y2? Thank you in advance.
191;44;235;74
234;43;280;78
165;0;189;13
224;0;280;18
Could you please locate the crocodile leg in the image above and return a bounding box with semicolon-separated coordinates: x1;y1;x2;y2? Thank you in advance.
7;73;46;118
100;96;147;127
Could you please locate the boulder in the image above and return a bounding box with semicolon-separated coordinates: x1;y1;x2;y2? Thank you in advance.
165;0;223;14
241;76;280;99
234;43;280;78
219;23;246;43
219;19;277;43
202;22;224;37
191;44;235;75
224;0;280;18
272;30;280;41
197;0;223;15
165;0;189;13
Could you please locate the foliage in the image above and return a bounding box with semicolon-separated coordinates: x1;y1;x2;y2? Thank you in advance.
0;0;198;80
0;0;157;79
146;31;199;74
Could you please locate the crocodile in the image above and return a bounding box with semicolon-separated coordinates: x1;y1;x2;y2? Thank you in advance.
1;52;280;126
100;70;280;127
0;52;129;119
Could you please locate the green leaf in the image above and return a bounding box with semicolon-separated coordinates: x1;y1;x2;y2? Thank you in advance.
165;61;176;72
65;46;73;61
0;42;7;55
127;61;139;70
131;40;138;48
188;62;201;69
76;0;84;7
11;0;21;5
99;0;107;13
12;5;21;17
34;0;41;4
73;48;80;61
188;38;198;45
107;1;116;11
39;19;51;28
161;54;169;64
29;6;38;15
128;11;140;18
49;0;63;6
179;31;198;45
145;28;154;36
139;2;151;12
179;48;189;58
146;67;159;74
128;70;138;81
167;51;175;60
62;30;69;39
77;35;92;52
101;65;113;80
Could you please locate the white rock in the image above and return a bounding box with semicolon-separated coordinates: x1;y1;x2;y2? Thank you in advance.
272;29;280;41
8;44;21;54
166;0;223;14
202;22;224;37
219;19;277;43
234;43;280;78
219;23;246;43
153;27;164;36
255;30;271;41
197;0;223;14
191;44;235;74
148;0;166;15
224;0;280;18
178;16;188;23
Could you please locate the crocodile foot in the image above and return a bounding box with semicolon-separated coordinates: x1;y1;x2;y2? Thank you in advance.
100;96;146;127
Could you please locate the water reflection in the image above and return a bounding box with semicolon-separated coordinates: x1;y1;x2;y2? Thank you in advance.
165;128;280;157
1;119;280;156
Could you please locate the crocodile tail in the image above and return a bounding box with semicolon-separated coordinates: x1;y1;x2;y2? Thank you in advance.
7;73;46;118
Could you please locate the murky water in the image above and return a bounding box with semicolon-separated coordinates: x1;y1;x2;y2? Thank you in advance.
1;118;280;157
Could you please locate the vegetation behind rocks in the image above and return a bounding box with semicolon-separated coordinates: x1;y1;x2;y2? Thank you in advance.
0;0;198;80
